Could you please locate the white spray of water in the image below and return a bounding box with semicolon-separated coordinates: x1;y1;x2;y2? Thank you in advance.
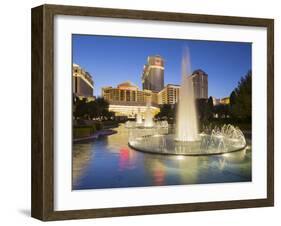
175;47;199;141
136;108;142;124
144;96;154;127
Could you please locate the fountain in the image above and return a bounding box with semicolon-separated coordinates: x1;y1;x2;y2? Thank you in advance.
129;124;247;155
125;97;168;129
144;97;154;127
128;47;247;155
175;49;198;141
136;108;142;124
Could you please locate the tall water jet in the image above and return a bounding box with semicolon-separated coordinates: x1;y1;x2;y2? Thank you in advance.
136;108;142;124
144;96;154;127
175;48;199;141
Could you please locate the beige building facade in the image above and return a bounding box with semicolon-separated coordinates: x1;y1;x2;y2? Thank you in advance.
102;81;159;118
101;68;209;118
73;63;94;98
157;84;180;105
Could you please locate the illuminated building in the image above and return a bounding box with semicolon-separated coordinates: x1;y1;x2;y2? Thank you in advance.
212;96;230;106
220;97;230;105
142;55;164;92
211;97;221;106
102;81;159;118
157;84;180;105
191;69;208;99
73;63;94;98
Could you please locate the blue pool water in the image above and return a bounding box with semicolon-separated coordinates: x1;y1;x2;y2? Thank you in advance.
72;124;251;190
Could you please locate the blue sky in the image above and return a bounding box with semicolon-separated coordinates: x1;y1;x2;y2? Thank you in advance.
72;34;251;98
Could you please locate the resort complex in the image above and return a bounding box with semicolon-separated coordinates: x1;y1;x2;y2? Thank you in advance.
71;32;252;190
73;55;232;119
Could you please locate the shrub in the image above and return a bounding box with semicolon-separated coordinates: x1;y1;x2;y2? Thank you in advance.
94;121;103;130
73;125;96;139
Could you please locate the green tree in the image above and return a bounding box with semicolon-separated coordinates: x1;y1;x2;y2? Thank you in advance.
230;70;252;120
230;90;237;106
87;101;98;119
155;104;175;121
207;96;214;120
73;97;88;119
213;104;230;119
196;97;213;123
73;97;114;120
95;97;111;120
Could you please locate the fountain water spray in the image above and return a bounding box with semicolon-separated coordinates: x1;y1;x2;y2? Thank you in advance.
136;108;142;124
175;47;199;141
144;96;154;127
125;98;168;128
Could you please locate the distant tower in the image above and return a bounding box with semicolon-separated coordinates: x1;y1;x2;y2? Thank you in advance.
142;55;164;92
191;69;208;99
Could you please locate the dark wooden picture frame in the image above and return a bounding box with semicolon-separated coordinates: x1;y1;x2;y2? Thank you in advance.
31;4;274;221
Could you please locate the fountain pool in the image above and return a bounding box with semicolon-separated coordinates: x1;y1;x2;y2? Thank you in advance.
128;124;247;155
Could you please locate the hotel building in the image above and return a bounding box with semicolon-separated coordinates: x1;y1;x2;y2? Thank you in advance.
102;81;159;118
142;55;164;92
220;97;230;105
157;70;208;106
212;96;230;106
157;84;180;105
73;63;94;98
191;69;208;99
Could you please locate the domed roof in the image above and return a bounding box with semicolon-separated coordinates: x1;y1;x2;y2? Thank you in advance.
117;81;138;90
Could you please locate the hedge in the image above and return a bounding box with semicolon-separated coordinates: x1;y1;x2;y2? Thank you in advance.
73;125;96;139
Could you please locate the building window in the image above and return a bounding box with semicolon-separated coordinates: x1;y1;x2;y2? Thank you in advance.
126;90;130;101
120;90;125;101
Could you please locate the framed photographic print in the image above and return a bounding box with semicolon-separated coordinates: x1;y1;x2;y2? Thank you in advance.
31;4;274;221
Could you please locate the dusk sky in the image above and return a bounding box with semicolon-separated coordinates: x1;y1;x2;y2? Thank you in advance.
72;34;251;98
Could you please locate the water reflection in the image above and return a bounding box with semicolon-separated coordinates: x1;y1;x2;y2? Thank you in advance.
72;143;93;186
72;124;251;190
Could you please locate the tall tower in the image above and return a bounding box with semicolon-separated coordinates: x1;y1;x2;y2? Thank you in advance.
191;69;208;99
142;55;164;92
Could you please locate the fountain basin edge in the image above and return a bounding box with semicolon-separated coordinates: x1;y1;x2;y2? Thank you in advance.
128;134;247;156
